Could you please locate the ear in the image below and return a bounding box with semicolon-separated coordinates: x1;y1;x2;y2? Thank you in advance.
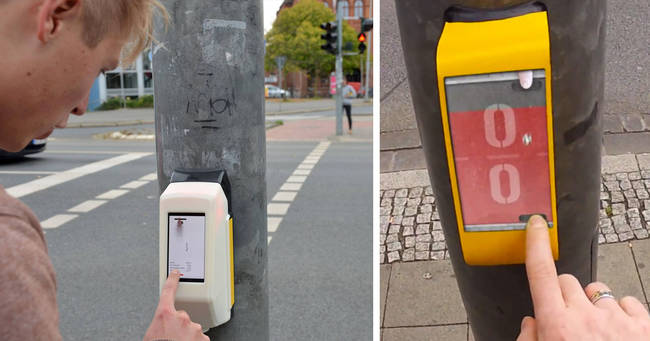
37;0;83;43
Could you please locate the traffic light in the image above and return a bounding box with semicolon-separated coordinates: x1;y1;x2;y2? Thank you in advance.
360;17;373;33
357;33;367;54
320;21;338;55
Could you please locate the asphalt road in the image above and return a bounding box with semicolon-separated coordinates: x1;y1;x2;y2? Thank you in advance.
0;128;371;340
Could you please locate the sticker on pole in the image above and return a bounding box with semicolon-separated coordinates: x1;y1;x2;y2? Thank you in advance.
445;70;552;232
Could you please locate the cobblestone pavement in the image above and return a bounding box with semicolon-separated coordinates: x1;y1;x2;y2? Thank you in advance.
380;170;650;264
604;113;650;133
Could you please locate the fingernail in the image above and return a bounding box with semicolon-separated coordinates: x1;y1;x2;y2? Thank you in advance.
527;215;546;229
171;269;179;276
521;316;530;329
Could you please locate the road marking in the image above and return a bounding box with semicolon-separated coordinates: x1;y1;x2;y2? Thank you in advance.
267;203;290;215
140;173;157;181
268;217;283;233
43;150;126;155
272;191;297;202
280;183;303;191
6;153;151;198
68;200;107;213
121;180;149;189
41;214;78;229
96;189;129;200
268;141;331;245
0;171;58;175
293;169;311;176
286;175;307;183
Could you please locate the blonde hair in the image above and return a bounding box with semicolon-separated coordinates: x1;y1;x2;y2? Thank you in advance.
81;0;169;65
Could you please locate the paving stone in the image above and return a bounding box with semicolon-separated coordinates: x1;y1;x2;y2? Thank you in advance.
431;211;440;220
409;187;423;198
404;236;415;248
380;245;386;253
402;216;415;226
432;241;446;251
389;224;401;234
601;224;615;235
381;217;389;234
603;114;624;133
645;180;650;189
620;231;635;241
395;188;408;197
430;251;445;260
380;234;386;245
601;182;605;191
403;225;414;236
624;189;637;199
612;214;627;226
598;234;606;244
611;191;625;203
605;233;620;243
394;197;407;206
392;206;404;216
381;198;392;207
432;230;445;242
404;206;418;216
645;200;650;210
416;213;432;224
407;198;422;208
387;251;400;263
386;234;399;244
422;196;435;204
415;224;430;235
380;207;392;216
621;114;646;132
628;208;641;218
615;223;632;234
628;198;641;209
639;154;650;171
638;189;650;199
633;180;645;190
604;174;617;181
643;210;650;221
425;186;434;195
612;204;626;215
600;209;608;219
642;170;650;179
384;190;396;198
600;218;614;234
634;229;649;239
387;241;402;252
416;234;432;243
600;191;610;200
415;242;430;251
380;253;385;264
420;204;432;213
382;325;468;341
415;251;429;260
383;261;467;326
630;239;650;299
620;179;633;190
390;216;403;225
402;248;415;262
605;181;620;191
601;200;610;209
617;173;630;181
630;172;642;181
432;221;443;230
444;251;451;259
598;243;645;301
631;218;643;230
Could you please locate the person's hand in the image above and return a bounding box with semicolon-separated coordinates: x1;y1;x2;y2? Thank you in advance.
517;215;650;340
143;270;209;341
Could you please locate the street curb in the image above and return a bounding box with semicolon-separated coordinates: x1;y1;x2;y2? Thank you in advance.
265;102;369;116
67;120;154;128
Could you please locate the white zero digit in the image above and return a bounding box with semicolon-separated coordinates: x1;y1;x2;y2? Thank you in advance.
483;104;516;148
489;164;521;204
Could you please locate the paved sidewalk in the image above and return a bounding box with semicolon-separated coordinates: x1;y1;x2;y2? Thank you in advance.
380;153;650;340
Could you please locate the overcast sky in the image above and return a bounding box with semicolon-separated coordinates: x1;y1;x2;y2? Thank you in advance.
263;0;285;33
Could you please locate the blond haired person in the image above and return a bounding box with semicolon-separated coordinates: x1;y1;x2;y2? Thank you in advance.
0;1;207;340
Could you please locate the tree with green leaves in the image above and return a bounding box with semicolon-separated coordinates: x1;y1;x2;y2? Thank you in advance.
265;0;361;95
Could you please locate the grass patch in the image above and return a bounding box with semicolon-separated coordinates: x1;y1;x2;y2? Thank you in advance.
96;95;154;111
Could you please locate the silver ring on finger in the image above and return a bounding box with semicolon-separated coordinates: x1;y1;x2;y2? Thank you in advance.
590;290;615;304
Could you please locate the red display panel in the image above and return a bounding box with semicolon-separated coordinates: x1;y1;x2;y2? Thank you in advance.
445;71;552;231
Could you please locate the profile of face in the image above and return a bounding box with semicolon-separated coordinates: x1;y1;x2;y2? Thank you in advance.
0;0;125;151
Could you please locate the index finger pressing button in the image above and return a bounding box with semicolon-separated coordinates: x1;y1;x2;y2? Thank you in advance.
525;215;564;314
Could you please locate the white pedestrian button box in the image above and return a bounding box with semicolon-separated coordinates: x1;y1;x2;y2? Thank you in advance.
159;169;234;329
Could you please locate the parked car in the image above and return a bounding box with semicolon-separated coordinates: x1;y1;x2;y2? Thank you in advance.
0;139;47;160
265;84;289;98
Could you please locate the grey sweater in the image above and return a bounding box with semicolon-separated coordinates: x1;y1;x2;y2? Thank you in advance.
0;186;61;340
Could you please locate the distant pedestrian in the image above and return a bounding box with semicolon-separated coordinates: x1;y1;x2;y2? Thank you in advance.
342;81;357;134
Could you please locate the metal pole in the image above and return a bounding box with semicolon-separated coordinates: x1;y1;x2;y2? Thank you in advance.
394;1;606;340
335;0;343;136
153;1;268;340
364;1;371;100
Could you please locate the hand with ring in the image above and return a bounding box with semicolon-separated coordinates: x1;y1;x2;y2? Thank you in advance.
517;215;650;340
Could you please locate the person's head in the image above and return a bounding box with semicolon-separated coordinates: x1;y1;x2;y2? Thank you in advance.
0;0;167;151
